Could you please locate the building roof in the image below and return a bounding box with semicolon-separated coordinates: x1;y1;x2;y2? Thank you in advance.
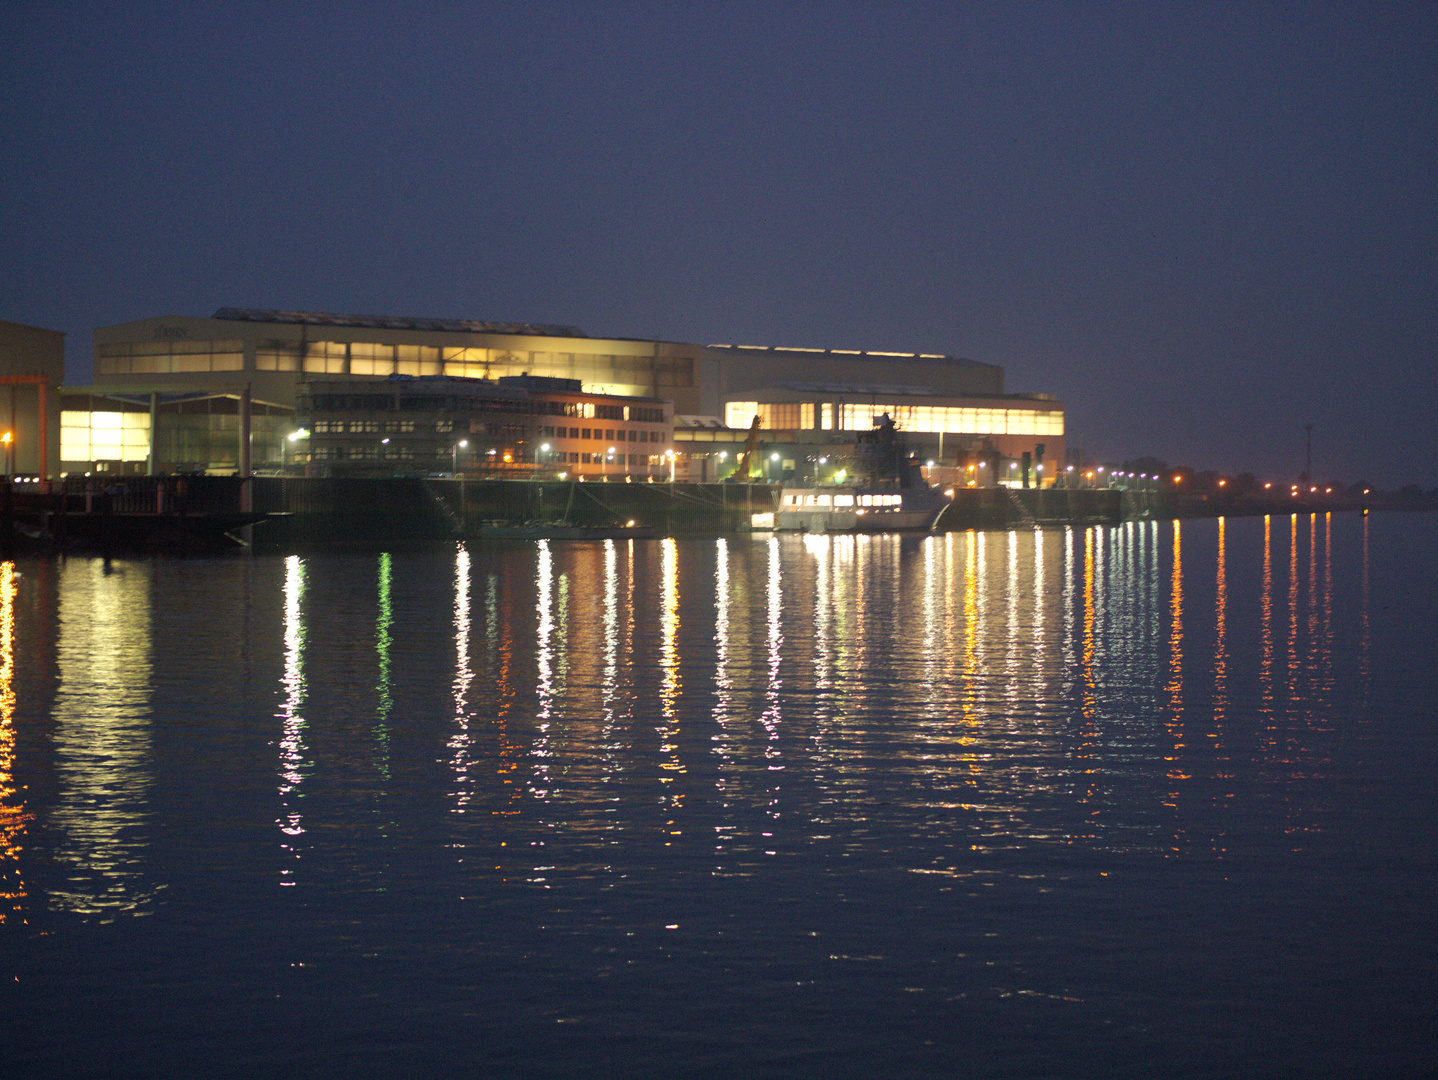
770;380;939;397
706;343;998;370
212;307;588;338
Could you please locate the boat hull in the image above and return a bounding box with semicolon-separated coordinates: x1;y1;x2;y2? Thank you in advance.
774;487;949;533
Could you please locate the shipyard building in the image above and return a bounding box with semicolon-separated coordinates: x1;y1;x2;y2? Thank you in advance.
58;308;1063;485
0;319;65;479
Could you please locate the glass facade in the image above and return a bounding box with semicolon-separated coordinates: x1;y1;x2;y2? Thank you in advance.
725;400;1063;437
61;411;151;463
95;340;244;375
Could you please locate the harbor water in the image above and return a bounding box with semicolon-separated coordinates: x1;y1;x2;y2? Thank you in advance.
2;513;1436;1077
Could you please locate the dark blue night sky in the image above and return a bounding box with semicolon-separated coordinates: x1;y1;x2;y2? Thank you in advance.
4;2;1435;488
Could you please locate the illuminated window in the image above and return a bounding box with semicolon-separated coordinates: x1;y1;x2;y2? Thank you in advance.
97;339;243;375
398;345;441;376
350;343;396;377
725;402;759;428
304;341;348;374
61;410;150;462
256;343;301;371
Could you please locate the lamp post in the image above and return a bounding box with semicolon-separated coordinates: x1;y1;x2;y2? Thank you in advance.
769;452;780;483
536;442;550;477
604;446;615;480
452;439;468;474
666;448;676;483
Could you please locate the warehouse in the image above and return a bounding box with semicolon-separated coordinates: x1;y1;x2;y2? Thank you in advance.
69;308;1062;482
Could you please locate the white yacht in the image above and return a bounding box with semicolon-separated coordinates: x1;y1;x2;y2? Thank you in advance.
773;414;951;533
775;485;949;532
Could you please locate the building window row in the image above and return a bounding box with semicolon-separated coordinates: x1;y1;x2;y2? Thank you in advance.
97;340;244;375
103;338;694;388
311;420;419;434
724;401;1064;437
539;426;663;443
545;451;666;466
303;392;658;422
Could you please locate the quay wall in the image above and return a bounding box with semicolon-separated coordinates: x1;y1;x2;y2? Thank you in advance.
8;475;1401;554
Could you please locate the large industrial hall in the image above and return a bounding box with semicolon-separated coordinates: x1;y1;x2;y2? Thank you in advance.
4;307;1066;484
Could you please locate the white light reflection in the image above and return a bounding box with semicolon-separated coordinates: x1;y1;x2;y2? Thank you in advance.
535;540;554;722
447;544;474;813
374;552;393;781
922;533;939;676
602;539;621;726
1005;529;1020;707
50;561;156;916
762;536;784;832
763;535;784;738
1080;527;1096;723
277;555;308;885
1033;528;1045;651
1148;520;1161;652
1062;527;1076;699
804;534;834;707
658;537;684;785
711;538;737;865
532;540;556;800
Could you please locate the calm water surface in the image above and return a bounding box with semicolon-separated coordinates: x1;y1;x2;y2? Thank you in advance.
2;513;1436;1078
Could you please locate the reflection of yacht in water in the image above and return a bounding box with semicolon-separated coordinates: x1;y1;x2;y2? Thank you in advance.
775;414;951;533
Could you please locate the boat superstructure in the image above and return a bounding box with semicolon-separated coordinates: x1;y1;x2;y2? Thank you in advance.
774;413;950;533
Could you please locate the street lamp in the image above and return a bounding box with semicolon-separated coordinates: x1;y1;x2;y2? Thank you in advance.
604;446;616;480
769;451;781;483
536;442;550;475
452;438;468;474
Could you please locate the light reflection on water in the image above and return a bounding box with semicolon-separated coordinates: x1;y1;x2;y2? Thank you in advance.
276;555;306;884
47;561;155;917
0;562;24;922
3;514;1436;1078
